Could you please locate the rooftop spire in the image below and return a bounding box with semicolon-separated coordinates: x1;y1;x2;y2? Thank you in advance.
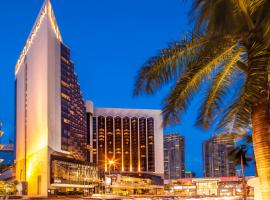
46;0;62;41
15;0;62;74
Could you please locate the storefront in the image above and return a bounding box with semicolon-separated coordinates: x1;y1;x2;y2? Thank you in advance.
218;177;242;197
172;184;197;196
194;178;218;196
49;155;99;195
105;174;164;195
165;176;254;198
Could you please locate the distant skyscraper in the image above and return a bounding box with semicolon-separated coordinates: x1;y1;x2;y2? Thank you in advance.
15;1;97;196
85;102;164;175
164;133;185;179
203;136;236;177
0;144;14;167
0;122;15;172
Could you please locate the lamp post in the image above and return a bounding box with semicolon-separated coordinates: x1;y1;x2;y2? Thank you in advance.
108;160;115;176
106;159;115;194
85;144;93;195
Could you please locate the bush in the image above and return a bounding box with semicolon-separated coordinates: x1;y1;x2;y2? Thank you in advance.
0;180;17;195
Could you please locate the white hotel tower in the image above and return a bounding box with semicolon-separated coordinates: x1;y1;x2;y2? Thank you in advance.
15;0;97;197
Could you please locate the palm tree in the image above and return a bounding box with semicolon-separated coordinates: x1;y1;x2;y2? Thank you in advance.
134;1;270;199
228;144;252;200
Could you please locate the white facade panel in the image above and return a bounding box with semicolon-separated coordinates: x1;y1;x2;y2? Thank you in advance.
25;13;49;156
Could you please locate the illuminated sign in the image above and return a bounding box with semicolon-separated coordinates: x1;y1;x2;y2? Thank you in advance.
15;0;62;75
174;185;196;190
105;177;112;186
54;179;61;184
220;176;239;181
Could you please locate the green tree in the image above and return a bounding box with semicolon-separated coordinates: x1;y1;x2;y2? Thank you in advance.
134;1;270;199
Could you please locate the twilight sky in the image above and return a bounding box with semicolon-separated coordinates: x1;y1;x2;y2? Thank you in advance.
0;0;254;177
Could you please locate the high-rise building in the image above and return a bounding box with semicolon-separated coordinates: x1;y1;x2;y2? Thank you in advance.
15;1;97;196
203;136;236;177
85;102;164;176
0;144;15;181
0;144;14;167
164;133;185;179
0;122;15;181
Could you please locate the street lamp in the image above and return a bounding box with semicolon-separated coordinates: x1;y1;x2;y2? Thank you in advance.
85;144;93;195
108;159;115;176
105;159;115;194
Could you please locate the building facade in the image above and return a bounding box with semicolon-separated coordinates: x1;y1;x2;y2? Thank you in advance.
85;103;164;176
203;136;236;177
15;1;97;196
165;177;254;197
164;133;185;179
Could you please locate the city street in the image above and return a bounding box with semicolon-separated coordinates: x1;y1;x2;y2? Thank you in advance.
26;196;254;200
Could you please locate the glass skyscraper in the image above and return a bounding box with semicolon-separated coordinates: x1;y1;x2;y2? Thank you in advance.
203;136;236;177
164;133;185;179
60;44;87;160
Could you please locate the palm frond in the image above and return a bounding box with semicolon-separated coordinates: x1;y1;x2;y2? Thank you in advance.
235;0;255;30
134;32;205;96
254;1;270;45
196;49;243;129
215;131;245;143
192;0;244;36
237;60;249;74
162;39;237;125
228;145;250;167
214;71;251;133
214;55;269;135
246;42;270;102
249;0;267;15
216;100;252;135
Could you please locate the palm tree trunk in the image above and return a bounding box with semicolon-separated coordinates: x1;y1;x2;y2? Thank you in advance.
251;101;270;200
241;154;246;200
